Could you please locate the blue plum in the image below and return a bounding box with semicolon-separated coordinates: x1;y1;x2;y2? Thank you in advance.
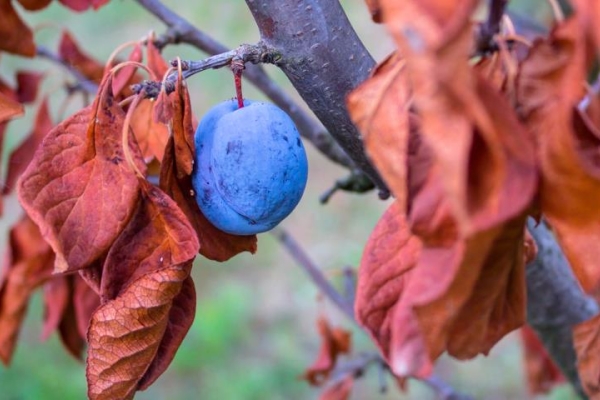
192;99;308;235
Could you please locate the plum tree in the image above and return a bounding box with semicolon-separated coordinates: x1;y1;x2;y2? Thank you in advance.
192;99;308;235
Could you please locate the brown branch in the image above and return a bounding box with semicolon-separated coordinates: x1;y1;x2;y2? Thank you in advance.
35;46;99;95
134;0;355;170
475;0;509;54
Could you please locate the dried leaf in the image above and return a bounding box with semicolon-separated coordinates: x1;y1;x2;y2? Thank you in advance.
365;0;382;23
303;317;352;386
0;215;54;364
0;0;35;57
521;325;565;394
171;75;195;178
100;180;199;302
517;18;600;292
73;274;99;338
129;99;169;162
111;44;143;96
58;30;105;83
574;314;600;397
59;0;110;11
16;71;44;104
348;52;411;209
4;98;52;194
18;77;143;273
0;91;24;124
146;34;169;78
17;0;53;10
58;279;86;360
42;276;70;340
86;264;193;400
160;137;258;261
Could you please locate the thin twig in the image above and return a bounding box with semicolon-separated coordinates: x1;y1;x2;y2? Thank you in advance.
36;46;99;94
475;0;509;55
134;0;355;169
270;226;355;321
271;227;473;400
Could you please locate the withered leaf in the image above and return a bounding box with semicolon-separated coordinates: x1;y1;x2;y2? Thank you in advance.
100;180;199;301
146;33;169;78
111;43;143;97
59;0;110;12
518;18;600;292
58;279;87;360
574;314;600;397
18;77;143;273
0;215;54;364
365;0;382;23
58;30;105;84
42;276;70;341
348;52;411;210
129;99;169;162
303;317;352;386
4;97;52;195
160;137;258;261
171;75;195;178
0;91;24;124
73;274;100;338
16;71;44;104
0;0;35;57
17;0;53;10
86;264;193;400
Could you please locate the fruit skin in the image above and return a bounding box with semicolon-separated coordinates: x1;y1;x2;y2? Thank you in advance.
192;99;308;235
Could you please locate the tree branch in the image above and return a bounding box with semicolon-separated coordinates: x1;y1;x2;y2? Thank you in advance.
134;0;355;170
35;46;99;95
244;0;389;197
526;219;599;399
475;0;509;54
271;227;473;400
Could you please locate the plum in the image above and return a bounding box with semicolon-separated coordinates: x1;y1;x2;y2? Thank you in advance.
192;99;308;235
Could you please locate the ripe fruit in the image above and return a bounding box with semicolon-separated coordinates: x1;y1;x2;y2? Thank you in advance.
192;99;308;235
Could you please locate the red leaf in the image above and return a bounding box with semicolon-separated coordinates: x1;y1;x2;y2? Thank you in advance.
111;44;143;96
146;33;169;78
59;0;110;12
73;274;100;338
17;0;53;10
303;317;352;386
574;314;600;396
58;30;105;83
171;75;195;178
18;77;143;273
16;71;44;104
42;276;70;340
0;215;54;364
364;0;382;23
86;264;193;400
100;180;199;301
129;99;169;162
4;97;52;195
0;91;24;124
58;279;86;360
0;0;35;57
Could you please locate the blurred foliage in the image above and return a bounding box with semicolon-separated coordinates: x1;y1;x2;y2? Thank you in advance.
0;0;581;399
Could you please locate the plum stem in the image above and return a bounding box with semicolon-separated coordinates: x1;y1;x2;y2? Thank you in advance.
231;58;245;108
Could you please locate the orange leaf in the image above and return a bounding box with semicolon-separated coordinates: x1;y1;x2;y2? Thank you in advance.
18;77;143;273
42;276;70;341
303;317;352;386
0;215;54;364
129;99;169;162
0;91;24;124
4;97;52;195
111;43;143;96
58;30;105;83
86;264;193;400
146;33;169;78
100;180;199;301
0;0;35;57
347;52;411;210
517;18;600;292
171;74;195;178
574;314;600;397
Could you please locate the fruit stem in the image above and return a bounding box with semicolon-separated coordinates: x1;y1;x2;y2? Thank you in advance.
231;58;245;108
